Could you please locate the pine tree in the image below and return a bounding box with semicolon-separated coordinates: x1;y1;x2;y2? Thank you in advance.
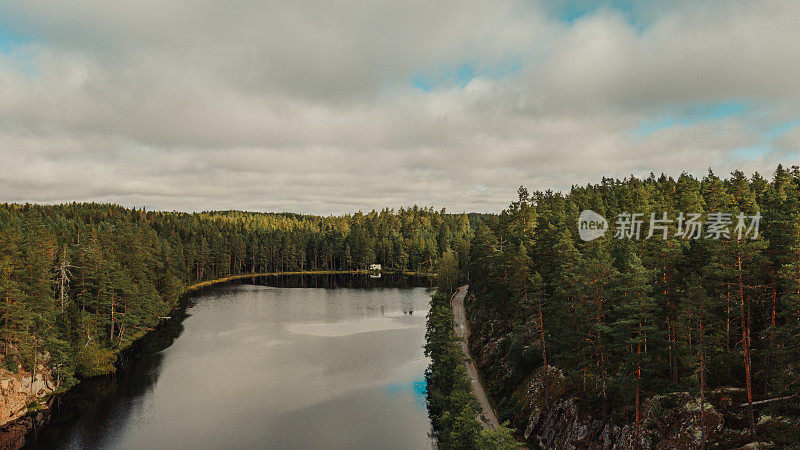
609;243;657;439
678;274;715;450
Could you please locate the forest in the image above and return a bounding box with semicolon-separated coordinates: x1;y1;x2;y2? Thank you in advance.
0;204;474;388
3;165;800;447
466;165;800;447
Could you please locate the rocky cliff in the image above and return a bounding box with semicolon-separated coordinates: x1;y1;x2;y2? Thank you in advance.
0;365;56;426
0;355;57;449
467;319;799;449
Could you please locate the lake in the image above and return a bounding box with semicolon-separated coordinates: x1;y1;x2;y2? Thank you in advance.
28;275;435;449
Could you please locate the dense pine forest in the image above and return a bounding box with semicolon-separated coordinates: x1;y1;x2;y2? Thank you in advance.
3;165;800;447
0;204;475;388
466;165;800;447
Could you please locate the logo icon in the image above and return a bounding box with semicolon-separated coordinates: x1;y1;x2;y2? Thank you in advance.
578;210;608;241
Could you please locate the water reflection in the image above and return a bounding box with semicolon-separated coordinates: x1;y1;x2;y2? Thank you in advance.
28;275;435;449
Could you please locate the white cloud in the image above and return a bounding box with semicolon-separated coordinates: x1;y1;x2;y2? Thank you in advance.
0;0;798;214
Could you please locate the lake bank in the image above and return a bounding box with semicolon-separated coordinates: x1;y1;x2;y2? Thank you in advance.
6;272;433;449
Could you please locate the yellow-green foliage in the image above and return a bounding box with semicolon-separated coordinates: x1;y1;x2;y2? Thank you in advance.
76;343;117;377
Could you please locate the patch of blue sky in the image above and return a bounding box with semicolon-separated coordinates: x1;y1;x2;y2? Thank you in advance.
763;119;800;140
411;58;522;92
0;25;38;78
730;145;771;161
411;74;434;92
547;0;648;32
0;24;33;52
412;62;477;92
632;100;751;138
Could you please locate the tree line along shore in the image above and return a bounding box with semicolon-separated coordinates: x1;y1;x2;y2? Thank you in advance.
0;205;477;393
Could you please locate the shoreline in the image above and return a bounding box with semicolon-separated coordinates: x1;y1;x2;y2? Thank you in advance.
183;269;435;293
1;269;434;449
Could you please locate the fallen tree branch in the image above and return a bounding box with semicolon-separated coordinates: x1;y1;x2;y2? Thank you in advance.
739;393;797;407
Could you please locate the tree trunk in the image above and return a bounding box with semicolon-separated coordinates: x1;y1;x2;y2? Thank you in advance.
738;252;756;437
765;271;777;397
635;320;642;447
726;288;730;352
700;321;707;450
110;295;115;341
4;295;9;356
30;342;36;396
536;289;549;407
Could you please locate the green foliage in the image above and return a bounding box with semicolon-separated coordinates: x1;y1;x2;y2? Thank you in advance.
425;293;480;448
436;249;460;295
0;203;479;384
75;342;117;377
3;352;19;373
477;422;519;449
467;166;800;443
425;292;521;449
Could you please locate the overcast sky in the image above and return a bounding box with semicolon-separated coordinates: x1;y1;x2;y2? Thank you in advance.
0;1;798;214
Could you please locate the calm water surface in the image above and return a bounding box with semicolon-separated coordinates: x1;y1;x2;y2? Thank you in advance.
30;277;435;449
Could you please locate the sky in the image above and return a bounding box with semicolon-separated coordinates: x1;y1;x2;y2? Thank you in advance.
0;0;798;215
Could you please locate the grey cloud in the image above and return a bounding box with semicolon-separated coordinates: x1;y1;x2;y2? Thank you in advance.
0;0;798;214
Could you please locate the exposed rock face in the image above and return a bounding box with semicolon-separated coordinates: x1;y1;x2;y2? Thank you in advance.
0;398;53;450
519;366;569;440
512;373;767;449
473;355;799;449
465;300;797;448
0;357;57;449
0;364;56;426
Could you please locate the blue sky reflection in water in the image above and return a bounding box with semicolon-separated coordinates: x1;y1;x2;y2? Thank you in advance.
35;284;435;449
